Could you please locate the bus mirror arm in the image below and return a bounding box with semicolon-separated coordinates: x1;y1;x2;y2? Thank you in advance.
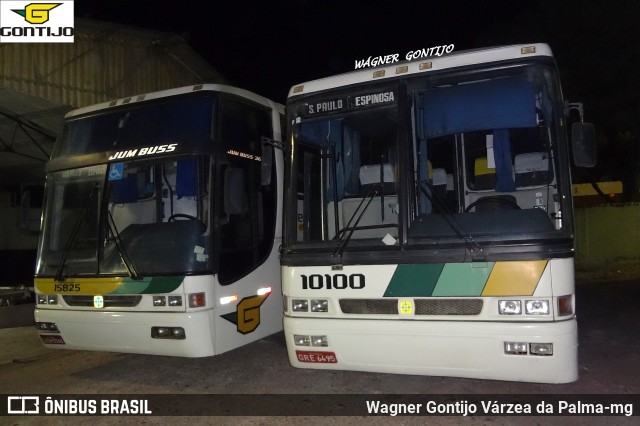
261;137;283;186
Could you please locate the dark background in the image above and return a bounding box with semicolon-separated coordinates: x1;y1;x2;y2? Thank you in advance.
77;0;640;197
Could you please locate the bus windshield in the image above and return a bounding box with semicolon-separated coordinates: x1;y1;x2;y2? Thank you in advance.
37;155;211;279
286;63;571;255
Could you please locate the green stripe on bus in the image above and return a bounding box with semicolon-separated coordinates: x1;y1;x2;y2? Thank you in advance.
111;276;184;294
431;262;494;296
384;264;444;297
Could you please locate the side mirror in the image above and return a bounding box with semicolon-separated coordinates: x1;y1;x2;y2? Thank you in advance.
571;122;596;168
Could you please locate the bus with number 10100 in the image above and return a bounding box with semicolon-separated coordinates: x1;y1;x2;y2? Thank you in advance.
281;44;595;383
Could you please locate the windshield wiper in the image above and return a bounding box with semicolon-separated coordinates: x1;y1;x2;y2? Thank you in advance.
417;179;485;261
54;184;99;282
105;210;141;280
331;184;378;267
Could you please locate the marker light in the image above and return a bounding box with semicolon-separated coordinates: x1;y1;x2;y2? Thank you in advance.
257;286;272;296
292;299;308;312
373;70;385;78
558;295;574;316
310;299;328;312
498;300;522;315
525;300;550;315
521;46;537;55
189;292;206;308
294;335;310;346
220;295;238;305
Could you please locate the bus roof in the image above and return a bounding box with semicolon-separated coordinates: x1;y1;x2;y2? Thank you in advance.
66;84;284;119
287;43;553;99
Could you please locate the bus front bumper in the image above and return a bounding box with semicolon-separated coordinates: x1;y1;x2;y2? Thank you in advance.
35;308;216;357
284;316;578;383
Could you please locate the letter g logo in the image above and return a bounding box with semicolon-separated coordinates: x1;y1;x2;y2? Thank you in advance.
12;3;61;24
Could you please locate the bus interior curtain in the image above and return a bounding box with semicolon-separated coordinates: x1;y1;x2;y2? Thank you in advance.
493;129;516;192
422;76;537;138
176;158;197;198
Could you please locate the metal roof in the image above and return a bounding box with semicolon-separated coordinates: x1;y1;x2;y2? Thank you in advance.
0;18;227;191
0;88;72;189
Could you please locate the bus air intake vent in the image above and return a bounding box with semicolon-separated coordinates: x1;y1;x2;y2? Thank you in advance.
415;299;483;315
339;299;398;314
63;295;142;307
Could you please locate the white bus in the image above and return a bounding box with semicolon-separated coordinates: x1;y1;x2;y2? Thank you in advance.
34;84;284;357
282;44;595;383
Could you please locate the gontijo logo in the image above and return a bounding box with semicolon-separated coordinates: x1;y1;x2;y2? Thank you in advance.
12;3;60;24
0;1;74;43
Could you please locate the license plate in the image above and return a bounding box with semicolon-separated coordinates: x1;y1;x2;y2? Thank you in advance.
295;350;337;363
40;334;65;345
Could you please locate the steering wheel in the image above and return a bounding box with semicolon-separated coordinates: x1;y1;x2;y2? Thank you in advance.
464;196;520;212
169;213;199;222
168;213;207;231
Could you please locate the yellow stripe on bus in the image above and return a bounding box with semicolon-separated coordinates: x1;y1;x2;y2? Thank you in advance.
35;277;124;295
482;260;547;296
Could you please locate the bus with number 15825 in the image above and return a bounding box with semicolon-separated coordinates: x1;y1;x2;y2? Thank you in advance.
34;84;284;357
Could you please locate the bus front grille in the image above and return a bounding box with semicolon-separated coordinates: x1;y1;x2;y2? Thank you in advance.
339;298;483;315
63;295;142;308
339;299;397;314
415;299;483;315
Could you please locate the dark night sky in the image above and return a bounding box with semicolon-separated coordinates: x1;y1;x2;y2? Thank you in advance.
77;0;640;187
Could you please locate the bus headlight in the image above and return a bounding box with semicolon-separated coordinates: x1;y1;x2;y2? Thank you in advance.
498;300;521;315
168;296;182;307
504;342;528;354
292;299;308;312
311;335;328;347
153;296;166;306
294;335;310;346
530;343;553;356
525;300;550;315
310;299;328;312
37;294;47;304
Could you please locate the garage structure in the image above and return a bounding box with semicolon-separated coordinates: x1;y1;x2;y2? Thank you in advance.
0;18;226;287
